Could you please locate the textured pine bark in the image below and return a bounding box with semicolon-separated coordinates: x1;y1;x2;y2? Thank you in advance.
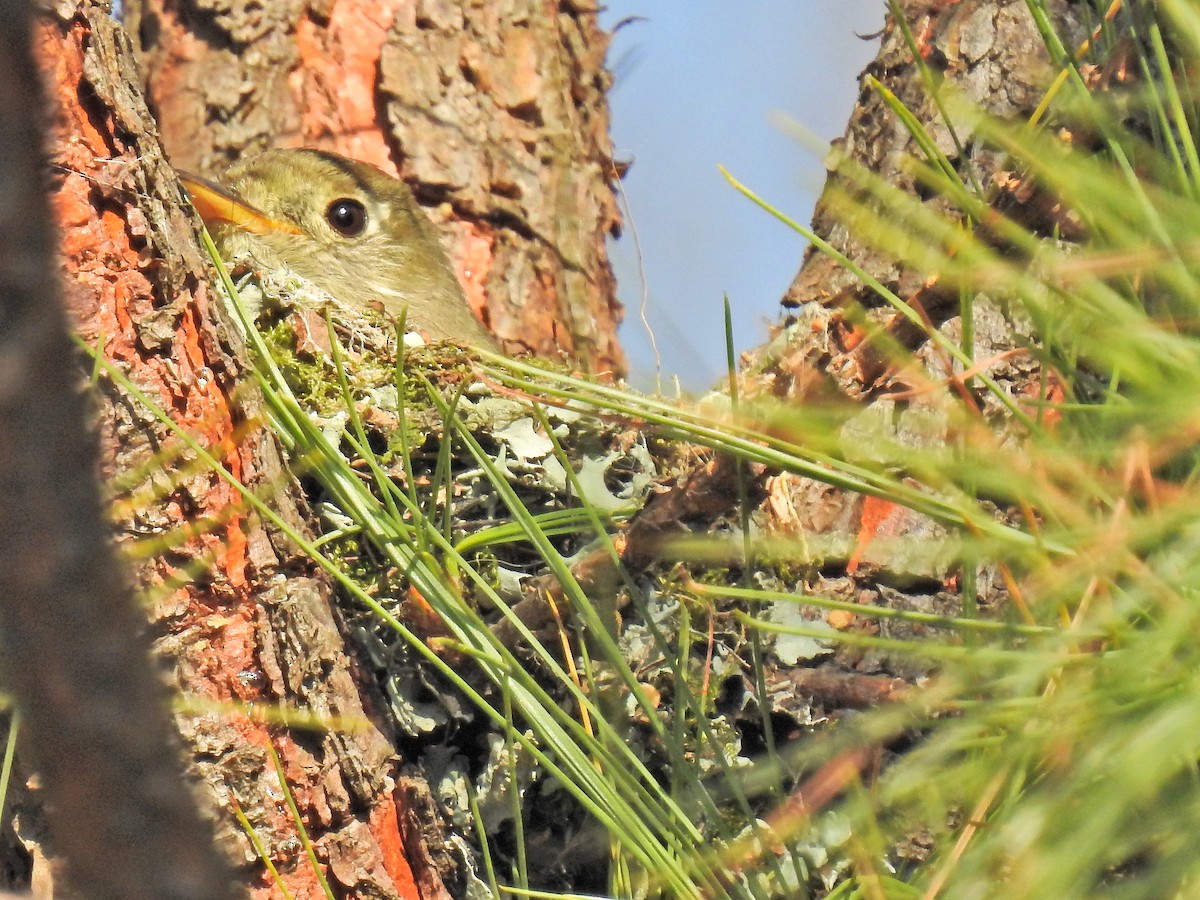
123;0;625;372
0;1;237;897
625;0;1093;716
30;3;450;897
769;0;1086;399
738;0;1091;690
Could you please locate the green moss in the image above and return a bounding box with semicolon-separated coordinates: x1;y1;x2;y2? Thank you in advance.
258;317;344;413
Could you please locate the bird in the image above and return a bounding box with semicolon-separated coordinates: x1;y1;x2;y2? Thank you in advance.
179;148;498;349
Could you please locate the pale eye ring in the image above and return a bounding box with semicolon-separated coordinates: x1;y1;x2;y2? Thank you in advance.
326;198;367;237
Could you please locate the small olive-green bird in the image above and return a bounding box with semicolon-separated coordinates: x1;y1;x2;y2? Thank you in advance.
180;148;497;349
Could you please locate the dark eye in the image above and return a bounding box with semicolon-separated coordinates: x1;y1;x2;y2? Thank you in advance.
325;198;367;237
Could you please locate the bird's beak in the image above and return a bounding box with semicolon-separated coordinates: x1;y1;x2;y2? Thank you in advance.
178;171;303;237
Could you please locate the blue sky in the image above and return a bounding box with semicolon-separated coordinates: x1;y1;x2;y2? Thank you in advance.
600;3;886;390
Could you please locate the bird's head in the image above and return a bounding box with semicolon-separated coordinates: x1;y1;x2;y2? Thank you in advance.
181;149;495;348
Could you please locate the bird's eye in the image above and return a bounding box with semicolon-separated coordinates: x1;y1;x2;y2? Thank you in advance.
326;198;367;237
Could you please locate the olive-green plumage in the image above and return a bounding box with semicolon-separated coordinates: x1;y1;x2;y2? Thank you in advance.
194;149;496;349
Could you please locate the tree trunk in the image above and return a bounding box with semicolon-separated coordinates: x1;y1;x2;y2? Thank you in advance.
0;2;237;897
123;0;625;372
621;0;1092;720
29;3;453;897
739;0;1090;693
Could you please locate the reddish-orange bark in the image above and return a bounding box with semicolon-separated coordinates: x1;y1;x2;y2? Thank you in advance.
39;13;254;703
36;4;431;896
127;0;624;372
